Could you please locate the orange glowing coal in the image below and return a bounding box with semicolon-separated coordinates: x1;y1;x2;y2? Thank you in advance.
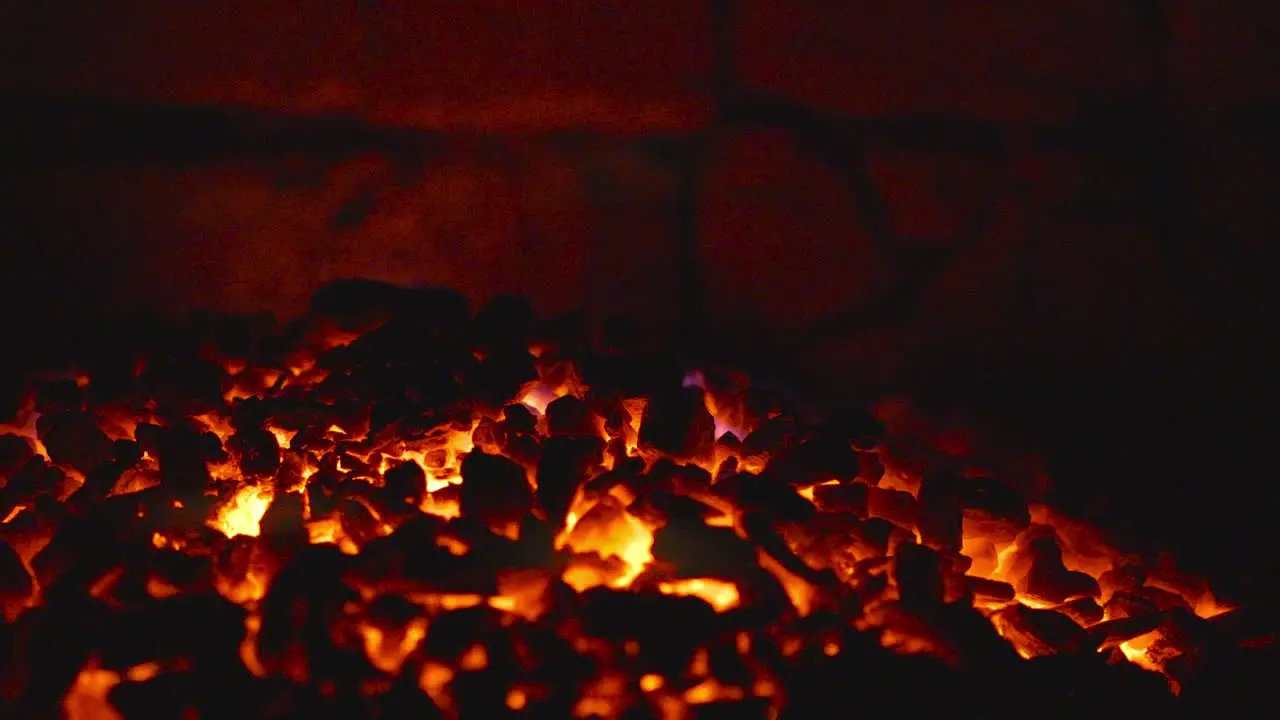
0;296;1254;719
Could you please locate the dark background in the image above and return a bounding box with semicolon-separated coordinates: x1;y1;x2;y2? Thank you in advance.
1;1;1277;603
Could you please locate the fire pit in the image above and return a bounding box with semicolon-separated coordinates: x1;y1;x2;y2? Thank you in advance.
0;281;1270;719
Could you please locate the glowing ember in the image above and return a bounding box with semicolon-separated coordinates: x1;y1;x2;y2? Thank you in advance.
62;666;123;720
210;484;273;538
657;578;741;612
517;383;559;415
0;289;1254;719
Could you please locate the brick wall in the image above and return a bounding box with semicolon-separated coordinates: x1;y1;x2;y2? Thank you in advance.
2;1;1277;394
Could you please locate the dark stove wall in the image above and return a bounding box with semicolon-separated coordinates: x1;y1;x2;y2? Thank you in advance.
2;2;1279;594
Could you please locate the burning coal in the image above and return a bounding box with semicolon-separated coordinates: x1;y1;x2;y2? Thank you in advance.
0;283;1267;718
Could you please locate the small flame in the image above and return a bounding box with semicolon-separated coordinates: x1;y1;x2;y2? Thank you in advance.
210;484;274;538
267;424;297;450
360;619;427;674
657;578;741;612
62;665;123;720
518;384;560;415
1118;630;1164;673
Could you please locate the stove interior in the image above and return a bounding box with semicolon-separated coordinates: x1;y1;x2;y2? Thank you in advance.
1;3;1279;718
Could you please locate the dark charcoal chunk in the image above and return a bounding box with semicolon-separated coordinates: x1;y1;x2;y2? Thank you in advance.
228;427;280;478
153;423;214;498
911;602;1026;671
289;423;332;455
510;626;590;710
854;517;896;557
767;437;861;489
742;416;800;458
690;698;774;720
704;634;757;688
638;388;715;461
364;594;424;634
1157;607;1232;676
536;436;602;529
711;453;742;481
452;669;527;717
35;410;113;474
507;516;559;570
1099;561;1145;596
200;432;228;463
471;294;534;350
990;604;1096;657
597;400;630;439
628;490;722;528
67;456;131;508
1104;590;1162;620
501;431;542;468
459;450;535;530
353;518;495;596
0;433;34;478
959;477;1030;543
6;595;111;714
894;542;945;607
1089;614;1164;649
1015;652;1177;718
712;472;815;525
856;450;885;484
650;522;759;580
305;466;342;519
29;511;125;589
502;403;536;435
579;588;721;671
916;470;963;551
640;457;712;497
1009;532;1100;605
789;517;862;584
384;459;427;508
466;347;538;408
0;456;49;516
257;544;361;680
545;395;597;437
111;438;142;466
1178;644;1280;719
133;421;163;457
229;396;271;429
1055;596;1105;626
470;416;503;453
601;435;627;470
144;550;216;597
740;511;839;589
336;497;383;548
1210;606;1278;647
258;489;309;557
98;593;247;671
0;536;34;614
108;672;201;720
1138;584;1194;613
368;675;447;719
968;577;1016;603
421;605;504;662
867;486;916;530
